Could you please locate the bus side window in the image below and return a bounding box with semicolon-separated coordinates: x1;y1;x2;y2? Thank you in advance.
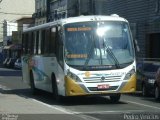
33;32;36;54
41;30;45;54
24;33;29;54
30;32;34;54
38;30;42;54
33;31;39;55
28;32;34;54
50;27;56;54
22;34;25;55
44;29;51;54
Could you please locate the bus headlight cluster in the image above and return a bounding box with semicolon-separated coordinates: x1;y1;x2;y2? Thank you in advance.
124;69;135;80
67;71;81;82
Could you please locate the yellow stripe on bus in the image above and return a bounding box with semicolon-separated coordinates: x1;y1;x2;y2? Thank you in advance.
65;76;87;96
64;74;137;96
120;74;137;93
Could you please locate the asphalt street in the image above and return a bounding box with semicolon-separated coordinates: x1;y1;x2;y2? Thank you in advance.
0;67;160;120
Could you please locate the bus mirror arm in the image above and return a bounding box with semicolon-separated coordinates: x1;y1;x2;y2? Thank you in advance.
134;39;140;52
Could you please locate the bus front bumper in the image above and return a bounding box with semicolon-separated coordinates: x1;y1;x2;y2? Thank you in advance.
65;74;136;96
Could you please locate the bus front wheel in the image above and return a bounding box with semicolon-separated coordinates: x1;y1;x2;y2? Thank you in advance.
142;84;149;97
109;94;121;103
155;85;160;101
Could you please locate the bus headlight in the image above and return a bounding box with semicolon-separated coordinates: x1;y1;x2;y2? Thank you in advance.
124;69;135;80
67;71;81;82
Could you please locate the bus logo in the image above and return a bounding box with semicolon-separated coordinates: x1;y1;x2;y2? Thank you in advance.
101;76;105;81
85;71;91;77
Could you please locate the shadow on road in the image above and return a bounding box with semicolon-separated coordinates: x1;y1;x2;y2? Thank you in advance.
0;87;127;106
127;93;160;103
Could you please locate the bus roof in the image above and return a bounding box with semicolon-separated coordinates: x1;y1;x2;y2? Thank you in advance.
23;15;128;33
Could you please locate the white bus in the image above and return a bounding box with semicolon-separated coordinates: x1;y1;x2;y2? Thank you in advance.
22;15;136;102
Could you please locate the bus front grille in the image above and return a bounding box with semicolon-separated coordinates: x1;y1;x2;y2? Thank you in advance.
88;86;118;91
83;76;121;83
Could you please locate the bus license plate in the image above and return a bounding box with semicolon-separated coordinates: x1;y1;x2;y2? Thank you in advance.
97;84;110;89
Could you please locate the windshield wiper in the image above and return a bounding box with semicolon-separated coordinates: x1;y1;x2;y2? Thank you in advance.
83;39;121;69
106;46;120;69
83;38;94;68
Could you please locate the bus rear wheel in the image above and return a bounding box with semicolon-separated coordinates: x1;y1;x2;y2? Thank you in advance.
110;94;121;103
155;85;160;101
30;71;39;95
51;75;61;102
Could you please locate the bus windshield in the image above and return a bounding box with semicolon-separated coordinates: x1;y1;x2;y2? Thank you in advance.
64;21;134;70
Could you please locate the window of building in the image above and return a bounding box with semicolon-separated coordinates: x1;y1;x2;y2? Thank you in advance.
44;0;46;7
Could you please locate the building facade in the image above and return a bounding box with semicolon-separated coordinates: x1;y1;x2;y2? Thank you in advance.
3;21;17;46
48;0;108;22
33;0;48;25
34;0;108;23
105;0;160;58
16;17;34;44
0;0;35;46
34;0;160;58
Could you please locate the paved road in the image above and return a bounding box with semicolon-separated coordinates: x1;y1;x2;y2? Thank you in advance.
0;67;160;120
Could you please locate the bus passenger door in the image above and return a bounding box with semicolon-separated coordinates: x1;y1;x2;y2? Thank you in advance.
22;55;30;85
55;26;65;95
22;33;30;85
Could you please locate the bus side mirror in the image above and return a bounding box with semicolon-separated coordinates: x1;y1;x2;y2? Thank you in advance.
134;39;140;52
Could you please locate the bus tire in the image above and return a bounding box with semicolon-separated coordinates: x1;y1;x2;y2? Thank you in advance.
155;85;160;101
51;74;61;102
110;94;121;103
142;84;149;97
30;71;39;95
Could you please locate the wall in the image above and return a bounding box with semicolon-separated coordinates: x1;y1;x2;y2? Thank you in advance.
105;0;160;58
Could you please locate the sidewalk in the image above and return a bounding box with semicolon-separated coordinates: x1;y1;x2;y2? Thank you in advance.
0;66;22;76
0;93;85;120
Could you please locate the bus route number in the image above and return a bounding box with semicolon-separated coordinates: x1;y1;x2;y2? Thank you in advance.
67;27;91;32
